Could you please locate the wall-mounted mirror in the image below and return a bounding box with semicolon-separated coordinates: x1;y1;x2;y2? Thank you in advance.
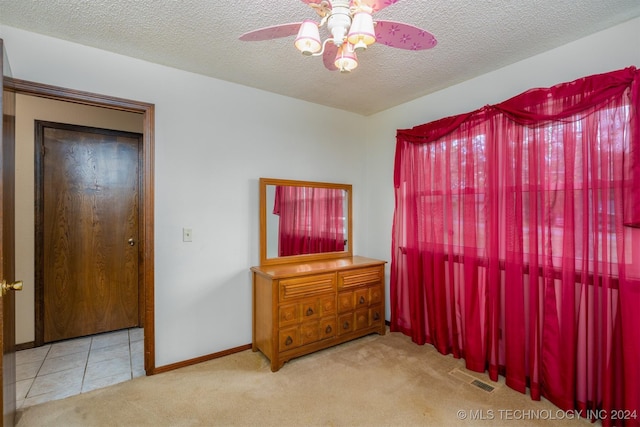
259;178;352;265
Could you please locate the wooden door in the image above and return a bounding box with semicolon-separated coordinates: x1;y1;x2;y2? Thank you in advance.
36;122;141;343
0;39;18;427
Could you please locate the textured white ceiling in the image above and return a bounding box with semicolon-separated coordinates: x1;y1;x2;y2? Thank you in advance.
1;0;639;116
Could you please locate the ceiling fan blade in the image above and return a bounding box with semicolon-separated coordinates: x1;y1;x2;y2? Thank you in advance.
323;43;339;71
239;23;302;41
374;20;437;50
357;0;401;13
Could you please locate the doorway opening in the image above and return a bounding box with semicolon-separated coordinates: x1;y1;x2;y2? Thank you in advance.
5;78;155;381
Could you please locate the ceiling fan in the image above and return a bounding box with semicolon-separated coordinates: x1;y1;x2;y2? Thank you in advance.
239;0;437;73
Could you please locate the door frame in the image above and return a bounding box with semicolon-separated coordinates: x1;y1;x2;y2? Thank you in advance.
4;78;156;374
1;38;18;427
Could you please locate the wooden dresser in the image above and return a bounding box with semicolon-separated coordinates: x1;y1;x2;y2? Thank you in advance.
251;256;386;372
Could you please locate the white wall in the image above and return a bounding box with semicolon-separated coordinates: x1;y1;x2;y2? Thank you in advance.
1;25;369;367
364;17;640;319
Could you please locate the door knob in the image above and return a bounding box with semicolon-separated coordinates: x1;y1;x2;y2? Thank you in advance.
128;238;135;246
1;280;23;296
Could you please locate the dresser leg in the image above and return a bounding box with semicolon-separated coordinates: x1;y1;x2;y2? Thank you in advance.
270;360;281;372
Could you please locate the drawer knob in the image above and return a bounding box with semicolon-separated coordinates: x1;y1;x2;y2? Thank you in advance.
359;296;366;304
325;325;332;334
285;336;293;346
306;307;314;316
373;312;380;321
343;321;350;330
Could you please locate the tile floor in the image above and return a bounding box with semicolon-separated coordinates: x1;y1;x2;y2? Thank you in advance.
15;328;144;409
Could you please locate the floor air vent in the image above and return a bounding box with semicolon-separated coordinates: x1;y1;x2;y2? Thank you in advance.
471;379;495;392
448;368;498;393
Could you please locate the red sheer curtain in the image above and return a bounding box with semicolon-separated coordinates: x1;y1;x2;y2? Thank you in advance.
391;67;640;425
273;185;345;256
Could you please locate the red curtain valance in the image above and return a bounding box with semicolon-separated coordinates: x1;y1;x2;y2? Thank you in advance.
396;66;639;145
395;66;640;226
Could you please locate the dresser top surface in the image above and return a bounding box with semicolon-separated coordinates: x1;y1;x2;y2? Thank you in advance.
251;256;386;279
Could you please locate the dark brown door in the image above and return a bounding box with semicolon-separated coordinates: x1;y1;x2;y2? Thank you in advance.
36;122;141;343
1;39;18;427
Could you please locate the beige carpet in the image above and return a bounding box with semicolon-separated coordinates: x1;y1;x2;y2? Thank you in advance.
16;330;593;427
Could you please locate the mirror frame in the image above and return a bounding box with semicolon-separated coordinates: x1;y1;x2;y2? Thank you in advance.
259;177;353;265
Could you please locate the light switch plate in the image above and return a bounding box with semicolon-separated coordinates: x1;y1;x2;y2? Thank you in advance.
183;228;193;242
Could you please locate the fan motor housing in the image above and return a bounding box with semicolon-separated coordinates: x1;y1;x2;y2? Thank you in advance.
327;0;352;46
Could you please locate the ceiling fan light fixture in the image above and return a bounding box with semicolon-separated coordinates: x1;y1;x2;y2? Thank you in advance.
240;0;437;73
335;42;358;73
347;12;376;51
294;20;322;55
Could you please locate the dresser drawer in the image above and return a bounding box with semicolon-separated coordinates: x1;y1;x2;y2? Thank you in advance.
280;273;336;301
338;305;384;336
370;285;383;305
281;317;337;351
279;295;337;327
354;288;369;308
370;305;384;328
359;305;384;329
319;295;336;315
338;267;383;290
300;321;320;345
300;317;337;345
338;313;353;335
338;284;383;313
338;291;354;313
279;326;300;351
320;318;337;339
354;308;369;331
279;303;299;326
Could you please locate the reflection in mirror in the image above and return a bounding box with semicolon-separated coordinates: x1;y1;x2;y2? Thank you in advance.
266;185;348;258
260;178;352;265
